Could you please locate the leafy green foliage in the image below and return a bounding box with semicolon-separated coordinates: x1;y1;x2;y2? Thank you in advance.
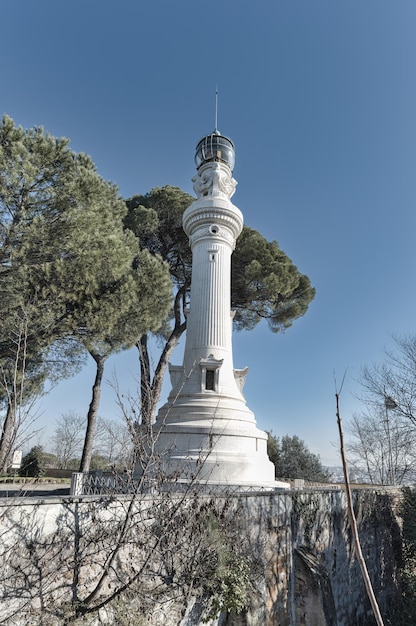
232;227;315;332
197;511;254;621
267;430;280;469
41;451;59;468
0;115;171;376
1;116;124;348
89;453;110;471
77;246;172;472
125;186;194;287
0;115;127;410
267;433;330;481
19;446;44;478
0;116;172;470
203;549;253;621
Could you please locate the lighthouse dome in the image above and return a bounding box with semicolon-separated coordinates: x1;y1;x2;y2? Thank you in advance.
194;130;235;172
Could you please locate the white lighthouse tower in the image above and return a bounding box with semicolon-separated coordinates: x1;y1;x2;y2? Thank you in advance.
153;129;277;487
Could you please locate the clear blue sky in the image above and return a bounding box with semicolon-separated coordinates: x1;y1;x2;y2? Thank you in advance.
2;1;415;465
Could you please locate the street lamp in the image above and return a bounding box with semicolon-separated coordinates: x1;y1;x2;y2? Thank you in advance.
384;391;398;485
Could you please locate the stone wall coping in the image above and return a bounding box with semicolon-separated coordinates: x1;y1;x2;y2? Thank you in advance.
0;485;403;510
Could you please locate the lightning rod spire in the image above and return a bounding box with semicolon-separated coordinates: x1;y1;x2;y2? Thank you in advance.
215;85;219;132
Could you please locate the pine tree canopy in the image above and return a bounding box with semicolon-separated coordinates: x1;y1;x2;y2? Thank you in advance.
126;186;315;335
231;227;315;332
0;116;172;401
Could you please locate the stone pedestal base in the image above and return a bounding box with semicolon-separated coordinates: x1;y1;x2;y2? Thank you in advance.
143;414;280;489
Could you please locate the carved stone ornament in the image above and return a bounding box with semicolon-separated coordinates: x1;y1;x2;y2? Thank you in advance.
234;367;249;392
188;224;235;247
192;163;237;200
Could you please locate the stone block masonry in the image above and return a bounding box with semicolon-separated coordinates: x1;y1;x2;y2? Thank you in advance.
0;488;403;625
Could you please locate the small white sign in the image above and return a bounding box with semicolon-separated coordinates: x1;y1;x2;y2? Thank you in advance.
11;450;22;469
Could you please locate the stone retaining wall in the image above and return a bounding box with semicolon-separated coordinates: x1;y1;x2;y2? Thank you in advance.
0;488;403;625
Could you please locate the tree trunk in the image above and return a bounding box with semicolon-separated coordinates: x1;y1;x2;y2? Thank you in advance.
336;392;385;626
137;324;186;426
137;285;188;426
79;353;106;473
138;334;152;426
0;397;16;473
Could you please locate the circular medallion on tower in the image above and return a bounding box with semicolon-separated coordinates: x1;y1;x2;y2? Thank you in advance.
195;130;235;172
